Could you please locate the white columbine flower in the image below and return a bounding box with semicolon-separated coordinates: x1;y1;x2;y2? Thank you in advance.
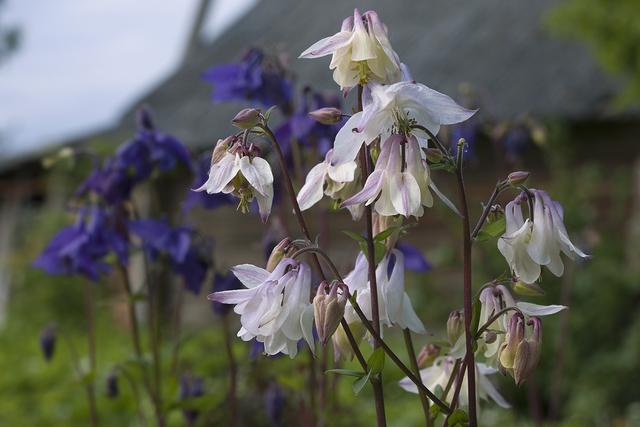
344;249;426;334
342;134;433;218
498;189;588;284
477;284;566;367
207;258;314;358
296;149;363;220
194;138;274;222
398;356;510;409
300;9;401;89
330;81;476;166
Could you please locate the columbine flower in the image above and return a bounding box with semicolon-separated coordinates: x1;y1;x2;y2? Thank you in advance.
330;81;476;166
498;189;588;284
300;9;401;89
477;284;565;367
342;134;433;218
498;314;542;385
194;136;274;222
398;356;510;409
208;258;314;357
296;149;362;219
344;249;426;334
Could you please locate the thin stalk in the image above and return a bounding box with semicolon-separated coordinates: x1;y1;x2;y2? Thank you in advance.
403;329;431;427
222;314;238;427
471;182;507;239
454;142;477;427
356;84;386;427
61;330;99;427
443;359;468;427
120;367;147;426
83;282;100;427
170;285;185;375
147;265;164;427
441;359;461;401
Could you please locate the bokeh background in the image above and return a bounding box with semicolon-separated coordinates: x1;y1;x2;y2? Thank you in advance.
1;0;639;426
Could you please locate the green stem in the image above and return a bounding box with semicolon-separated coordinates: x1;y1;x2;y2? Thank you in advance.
403;329;431;427
83;282;100;427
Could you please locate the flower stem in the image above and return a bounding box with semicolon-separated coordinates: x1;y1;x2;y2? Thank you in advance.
471;181;507;239
222;314;239;427
356;84;387;427
454;141;478;427
403;329;431;427
83;281;100;427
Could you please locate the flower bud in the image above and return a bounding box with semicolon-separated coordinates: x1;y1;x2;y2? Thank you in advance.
447;310;464;345
499;314;525;370
507;171;530;187
484;330;498;344
266;238;291;272
211;136;234;165
106;371;119;398
425;148;444;163
513;318;542;385
232;108;261;129
313;282;347;346
308;107;342;125
372;213;402;250
333;321;365;362
486;204;504;224
417;343;440;368
39;325;56;362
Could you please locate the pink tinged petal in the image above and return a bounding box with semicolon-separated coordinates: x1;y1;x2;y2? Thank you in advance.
231;264;269;288
527;193;552;265
516;302;567;316
350;8;376;61
239;156;273;197
390;172;422;217
383;251;404;322
331;113;368;165
374;177;397;216
402;82;478;125
255;185;274;223
299;31;352;58
327;161;357;183
207;287;258;304
194;154;239;194
297;162;329;210
342;169;384;207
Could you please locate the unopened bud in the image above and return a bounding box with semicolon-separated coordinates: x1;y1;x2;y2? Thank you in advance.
333;321;365;362
308;107;342;125
39;325;56;362
417;344;440;368
211;136;234;165
106;371;119;398
513;318;542;385
484;330;498;344
425;148;444;163
447;310;464;345
232;108;261;129
499;314;525;370
507;171;530;187
313;282;347;346
372;213;402;250
487;204;504;224
266;238;291;272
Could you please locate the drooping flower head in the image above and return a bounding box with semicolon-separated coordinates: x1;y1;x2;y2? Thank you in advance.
194;136;274;222
208;258;314;357
398;357;510;409
498;189;588;284
202;48;294;114
344;249;426;334
300;9;401;89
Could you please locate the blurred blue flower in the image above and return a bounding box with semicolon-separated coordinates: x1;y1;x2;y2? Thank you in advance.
202;48;294;114
211;272;242;316
34;205;128;281
128;219;211;294
179;374;205;425
264;382;285;427
450;118;479;159
397;242;432;273
274;88;344;158
39;325;56;362
182;153;235;212
499;124;532;161
76;108;193;205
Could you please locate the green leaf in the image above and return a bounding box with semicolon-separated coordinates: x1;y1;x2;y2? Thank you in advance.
352;370;372;395
471;298;481;336
367;348;385;375
343;231;366;244
448;409;469;426
430;404;442;416
476;217;506;241
263;105;277;123
325;369;365;378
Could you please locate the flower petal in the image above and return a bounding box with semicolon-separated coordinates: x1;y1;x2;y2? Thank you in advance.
297;161;329;210
299;31;352;58
231;264;269;288
516;302;567;316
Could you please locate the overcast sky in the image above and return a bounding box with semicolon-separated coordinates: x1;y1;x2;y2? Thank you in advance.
0;0;256;163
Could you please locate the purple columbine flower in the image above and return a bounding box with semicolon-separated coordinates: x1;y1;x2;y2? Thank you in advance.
211;272;243;316
264;382;285;427
396;242;432;273
34;205;128;281
202;48;294;114
76;108;192;205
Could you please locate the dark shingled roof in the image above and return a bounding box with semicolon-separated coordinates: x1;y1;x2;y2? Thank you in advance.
105;0;626;148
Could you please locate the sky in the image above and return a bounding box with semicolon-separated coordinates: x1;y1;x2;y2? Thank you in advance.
0;0;257;165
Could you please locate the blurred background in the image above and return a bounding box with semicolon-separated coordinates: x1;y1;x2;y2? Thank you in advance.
1;0;639;426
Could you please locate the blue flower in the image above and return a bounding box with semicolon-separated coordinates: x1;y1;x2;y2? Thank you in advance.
34;205;128;281
396;242;432;273
211;272;243;316
128;219;211;294
450;118;479;159
202;48;294;114
76;108;193;205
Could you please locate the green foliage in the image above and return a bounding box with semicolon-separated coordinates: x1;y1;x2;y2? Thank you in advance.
547;0;640;106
